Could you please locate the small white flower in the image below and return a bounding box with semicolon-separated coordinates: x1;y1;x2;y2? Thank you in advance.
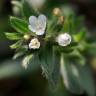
28;14;47;35
29;38;40;49
56;33;71;46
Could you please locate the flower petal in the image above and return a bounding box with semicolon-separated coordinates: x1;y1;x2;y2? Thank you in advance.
29;38;40;49
56;33;71;46
28;25;36;32
36;30;45;35
29;16;37;32
38;14;47;30
28;14;47;35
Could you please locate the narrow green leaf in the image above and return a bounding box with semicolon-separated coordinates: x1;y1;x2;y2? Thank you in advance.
22;54;33;69
62;15;74;33
75;64;96;96
10;41;22;49
39;44;60;86
46;79;70;96
61;54;95;96
5;32;22;40
10;16;29;33
60;53;83;94
55;42;78;54
13;51;25;60
62;19;70;32
51;48;60;86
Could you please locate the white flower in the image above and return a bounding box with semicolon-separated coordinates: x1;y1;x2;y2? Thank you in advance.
28;14;47;35
29;38;40;49
56;33;71;46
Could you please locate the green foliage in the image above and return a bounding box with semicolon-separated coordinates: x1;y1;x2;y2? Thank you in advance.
10;16;29;33
61;53;95;95
39;44;60;86
13;51;25;60
62;18;70;32
73;28;86;42
46;79;70;96
75;64;95;96
10;40;22;49
5;32;22;40
3;0;96;95
22;54;33;69
61;53;83;94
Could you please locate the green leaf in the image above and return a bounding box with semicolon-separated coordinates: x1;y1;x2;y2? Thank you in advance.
55;42;78;54
62;19;70;32
22;0;38;20
48;16;61;33
68;50;86;66
61;53;95;96
75;64;96;96
10;41;22;49
5;32;22;40
62;15;74;33
39;44;60;86
60;54;83;94
22;54;33;69
73;28;86;42
10;16;29;33
13;51;25;60
51;47;60;86
46;79;70;96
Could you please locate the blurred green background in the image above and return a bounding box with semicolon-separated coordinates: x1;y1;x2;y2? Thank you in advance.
0;0;96;96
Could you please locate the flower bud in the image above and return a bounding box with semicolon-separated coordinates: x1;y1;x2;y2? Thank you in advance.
29;38;40;49
24;34;30;40
56;33;71;46
53;8;62;16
